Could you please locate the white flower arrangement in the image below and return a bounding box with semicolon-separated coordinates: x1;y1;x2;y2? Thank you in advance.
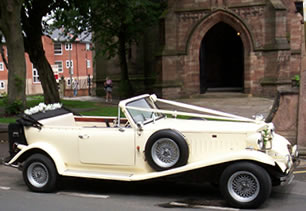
24;103;62;115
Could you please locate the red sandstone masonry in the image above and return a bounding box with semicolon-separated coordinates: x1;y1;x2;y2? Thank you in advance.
161;0;304;98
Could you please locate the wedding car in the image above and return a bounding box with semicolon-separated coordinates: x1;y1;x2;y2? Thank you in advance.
5;94;298;208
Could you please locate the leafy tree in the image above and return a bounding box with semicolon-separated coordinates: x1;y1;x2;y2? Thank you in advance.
54;0;165;98
0;0;27;114
21;0;70;104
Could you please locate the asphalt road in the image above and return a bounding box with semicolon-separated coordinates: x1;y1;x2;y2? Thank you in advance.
1;164;306;211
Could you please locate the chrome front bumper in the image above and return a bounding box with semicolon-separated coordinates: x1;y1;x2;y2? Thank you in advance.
280;145;300;186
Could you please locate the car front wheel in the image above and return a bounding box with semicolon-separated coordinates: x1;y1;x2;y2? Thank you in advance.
23;154;58;192
219;162;272;209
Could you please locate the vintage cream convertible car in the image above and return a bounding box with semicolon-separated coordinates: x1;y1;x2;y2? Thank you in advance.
6;94;298;208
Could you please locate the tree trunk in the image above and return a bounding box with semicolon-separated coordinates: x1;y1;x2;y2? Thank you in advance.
118;31;133;98
25;36;60;104
0;0;26;108
21;0;61;104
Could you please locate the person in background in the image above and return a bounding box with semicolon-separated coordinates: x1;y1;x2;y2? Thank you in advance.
72;78;78;97
87;74;91;96
104;76;112;102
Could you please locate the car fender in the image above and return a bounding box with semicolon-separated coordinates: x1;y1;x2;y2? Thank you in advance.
131;149;277;181
8;142;66;174
211;149;276;167
193;149;277;171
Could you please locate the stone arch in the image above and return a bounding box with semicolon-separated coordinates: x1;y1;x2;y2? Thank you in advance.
183;9;255;95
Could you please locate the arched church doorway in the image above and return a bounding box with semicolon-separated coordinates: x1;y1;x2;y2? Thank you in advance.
199;22;244;93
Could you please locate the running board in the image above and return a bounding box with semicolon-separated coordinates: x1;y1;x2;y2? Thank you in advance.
62;169;134;181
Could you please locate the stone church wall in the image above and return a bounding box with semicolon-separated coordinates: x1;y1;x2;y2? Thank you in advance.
94;0;304;101
159;0;304;98
93;0;306;148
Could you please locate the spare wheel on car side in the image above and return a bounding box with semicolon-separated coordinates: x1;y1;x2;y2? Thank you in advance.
145;129;189;171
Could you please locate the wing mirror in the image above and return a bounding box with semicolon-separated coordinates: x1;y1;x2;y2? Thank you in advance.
137;122;144;131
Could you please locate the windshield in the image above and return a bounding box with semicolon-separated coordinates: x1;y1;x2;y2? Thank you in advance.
126;98;163;124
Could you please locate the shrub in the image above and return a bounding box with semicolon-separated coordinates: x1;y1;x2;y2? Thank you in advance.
2;95;24;116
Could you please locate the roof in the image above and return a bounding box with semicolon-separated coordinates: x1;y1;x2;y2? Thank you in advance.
47;28;92;43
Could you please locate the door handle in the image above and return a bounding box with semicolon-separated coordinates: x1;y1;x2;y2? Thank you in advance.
79;134;89;139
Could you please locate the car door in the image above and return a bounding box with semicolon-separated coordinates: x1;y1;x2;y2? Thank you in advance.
78;127;135;166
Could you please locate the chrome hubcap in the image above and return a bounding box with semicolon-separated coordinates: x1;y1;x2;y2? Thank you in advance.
151;138;180;168
27;162;49;188
228;171;260;203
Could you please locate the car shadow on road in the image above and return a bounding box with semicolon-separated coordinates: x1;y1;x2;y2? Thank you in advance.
58;176;216;196
57;177;229;207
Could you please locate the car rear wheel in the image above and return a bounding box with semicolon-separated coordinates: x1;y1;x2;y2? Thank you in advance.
23;154;57;192
145;129;189;171
219;162;271;209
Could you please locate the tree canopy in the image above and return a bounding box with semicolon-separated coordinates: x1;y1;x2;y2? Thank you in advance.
54;0;166;97
0;0;166;109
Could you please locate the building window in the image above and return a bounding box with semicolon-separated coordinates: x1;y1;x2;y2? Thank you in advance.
66;60;73;74
66;60;73;68
67;78;71;86
54;42;62;55
55;61;63;73
32;66;40;83
0;81;5;89
86;43;90;50
0;62;4;71
86;59;91;68
65;43;72;51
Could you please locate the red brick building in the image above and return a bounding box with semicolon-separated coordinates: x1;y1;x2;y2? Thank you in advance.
0;31;93;96
159;0;305;98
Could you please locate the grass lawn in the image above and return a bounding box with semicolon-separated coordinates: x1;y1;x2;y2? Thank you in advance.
0;96;118;124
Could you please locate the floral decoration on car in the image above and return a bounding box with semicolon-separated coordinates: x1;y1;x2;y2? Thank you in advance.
24;103;62;115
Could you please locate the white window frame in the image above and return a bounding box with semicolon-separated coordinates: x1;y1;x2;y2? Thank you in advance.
65;43;72;51
54;42;62;55
66;60;73;74
55;61;63;73
0;62;4;71
67;78;72;86
0;81;5;89
86;59;91;68
32;65;40;83
66;60;73;68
